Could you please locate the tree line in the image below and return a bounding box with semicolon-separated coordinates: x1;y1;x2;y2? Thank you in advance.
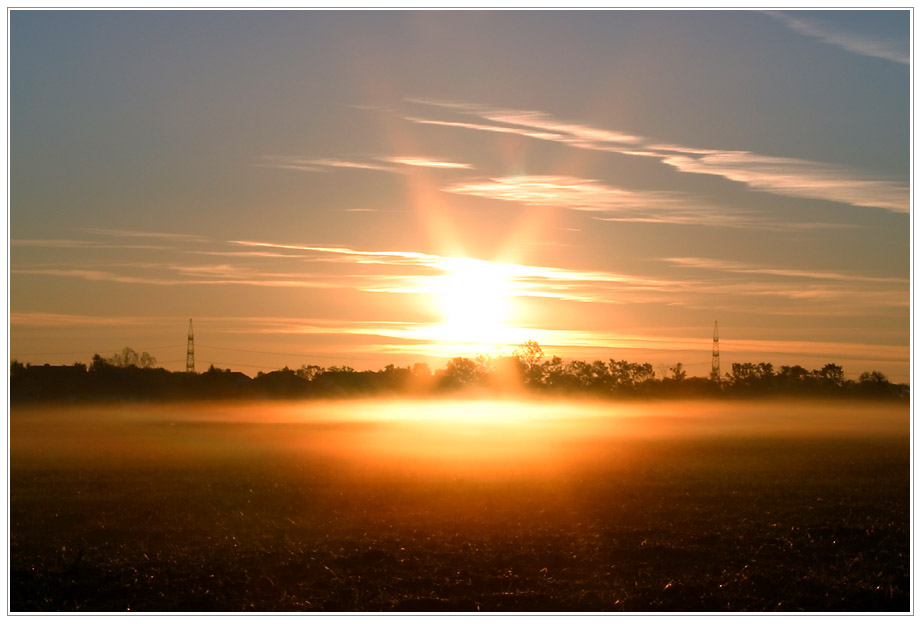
10;341;908;402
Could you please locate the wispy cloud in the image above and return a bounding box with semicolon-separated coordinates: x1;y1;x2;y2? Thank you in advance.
258;154;474;175
656;150;908;213
190;250;314;259
12;230;907;326
11;266;344;289
480;109;644;146
305;158;397;172
253;162;324;173
198;317;701;356
654;257;908;315
82;228;208;242
216;241;908;313
767;11;909;65
256;155;396;173
12;239;168;250
443;175;676;212
443;175;811;230
697;281;907;309
204;315;908;367
230;241;442;263
404;115;569;142
405;99;909;213
266;99;909;216
382;156;473;169
406;97;644;147
663;257;910;283
593;215;852;232
12;268;185;285
230;240;689;304
15;310;901;375
9;312;157;327
724;337;908;363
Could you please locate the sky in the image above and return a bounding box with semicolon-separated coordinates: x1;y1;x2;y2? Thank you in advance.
8;9;912;382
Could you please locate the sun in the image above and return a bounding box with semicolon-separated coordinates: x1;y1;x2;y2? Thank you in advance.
432;257;513;348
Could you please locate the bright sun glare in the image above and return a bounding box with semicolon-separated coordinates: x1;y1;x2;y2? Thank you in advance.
433;257;513;348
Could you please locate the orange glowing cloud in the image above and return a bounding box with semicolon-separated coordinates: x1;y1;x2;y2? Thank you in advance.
443;175;686;212
382;156;473;169
481;109;644;145
663;257;910;283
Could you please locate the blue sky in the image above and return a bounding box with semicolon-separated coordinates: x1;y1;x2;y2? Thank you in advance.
9;9;911;380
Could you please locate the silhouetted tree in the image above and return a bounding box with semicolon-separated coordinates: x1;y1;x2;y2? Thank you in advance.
405;362;435;394
9;349;908;403
514;340;545;387
90;354;111;373
589;360;611;389
377;364;413;391
540;356;569;390
514;340;544;366
439;357;486;389
566;360;595;389
669;362;687;382
814;363;845;387
779;365;811;383
107;347;156;368
608;360;655;391
412;362;431;377
561;359;610;391
296;364;325;381
727;362;775;392
859;370;888;385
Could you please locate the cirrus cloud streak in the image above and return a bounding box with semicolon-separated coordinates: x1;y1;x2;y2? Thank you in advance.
405;99;909;213
766;11;909;65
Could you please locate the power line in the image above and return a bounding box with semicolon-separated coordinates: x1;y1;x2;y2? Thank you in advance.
13;350;103;357
195;343;391;364
14;345;184;357
197;360;281;370
196;343;307;356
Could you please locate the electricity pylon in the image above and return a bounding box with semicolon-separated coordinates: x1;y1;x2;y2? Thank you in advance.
186;318;195;373
710;321;720;382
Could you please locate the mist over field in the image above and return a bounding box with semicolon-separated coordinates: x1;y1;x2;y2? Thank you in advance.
11;398;907;473
10;399;909;612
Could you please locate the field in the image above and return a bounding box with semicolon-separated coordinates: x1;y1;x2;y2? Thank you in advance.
9;399;910;612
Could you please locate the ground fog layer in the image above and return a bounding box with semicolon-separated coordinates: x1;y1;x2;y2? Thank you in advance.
10;399;910;612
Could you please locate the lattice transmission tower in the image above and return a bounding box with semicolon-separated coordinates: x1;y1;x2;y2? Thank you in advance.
710;321;720;382
186;318;195;373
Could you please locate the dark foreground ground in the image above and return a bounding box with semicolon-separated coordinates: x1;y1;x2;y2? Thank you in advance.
9;399;910;612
